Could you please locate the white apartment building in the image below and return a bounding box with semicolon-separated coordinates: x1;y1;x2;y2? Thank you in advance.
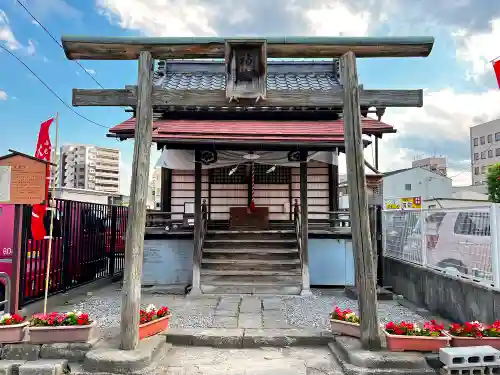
148;168;162;209
471;118;500;185
58;144;120;194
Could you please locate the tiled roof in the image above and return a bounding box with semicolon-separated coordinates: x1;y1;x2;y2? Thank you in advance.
153;60;341;91
109;118;392;145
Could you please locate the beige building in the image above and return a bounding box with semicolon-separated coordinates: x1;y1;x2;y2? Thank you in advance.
470;118;500;185
58;144;120;194
412;156;447;176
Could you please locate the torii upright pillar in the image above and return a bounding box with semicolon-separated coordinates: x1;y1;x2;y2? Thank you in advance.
120;51;154;350
340;51;381;350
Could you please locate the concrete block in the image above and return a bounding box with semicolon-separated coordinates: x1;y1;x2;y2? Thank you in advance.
40;342;93;362
238;313;262;329
165;328;244;348
440;346;500;368
243;329;328;348
262;298;283;311
83;334;165;374
328;342;437;375
19;359;68;375
240;298;262;313
1;344;40;361
0;360;26;375
439;365;500;375
335;336;429;369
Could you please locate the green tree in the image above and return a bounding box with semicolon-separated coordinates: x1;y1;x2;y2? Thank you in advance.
487;163;500;203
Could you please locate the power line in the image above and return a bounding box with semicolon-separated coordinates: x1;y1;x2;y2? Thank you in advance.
16;0;105;89
0;44;110;129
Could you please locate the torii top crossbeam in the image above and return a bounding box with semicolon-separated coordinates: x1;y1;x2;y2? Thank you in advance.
61;35;434;60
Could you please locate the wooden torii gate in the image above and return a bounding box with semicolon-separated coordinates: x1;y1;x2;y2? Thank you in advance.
61;36;434;351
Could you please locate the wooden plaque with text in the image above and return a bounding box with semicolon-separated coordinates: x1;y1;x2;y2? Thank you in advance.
0;154;47;205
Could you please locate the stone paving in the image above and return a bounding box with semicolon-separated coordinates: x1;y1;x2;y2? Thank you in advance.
53;284;426;335
160;346;343;375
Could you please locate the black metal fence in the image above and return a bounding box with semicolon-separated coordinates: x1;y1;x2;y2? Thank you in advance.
19;199;128;307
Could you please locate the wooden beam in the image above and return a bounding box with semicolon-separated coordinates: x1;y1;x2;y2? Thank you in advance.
191;150;202;295
61;36;434;60
340;51;381;350
73;87;423;108
299;150;312;297
120;51;154;351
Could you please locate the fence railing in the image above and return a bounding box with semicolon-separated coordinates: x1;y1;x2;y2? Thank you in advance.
19;199;128;307
382;205;498;287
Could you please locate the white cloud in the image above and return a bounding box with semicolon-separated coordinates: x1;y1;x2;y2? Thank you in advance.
26;40;36;56
337;88;500;187
85;68;96;75
0;90;7;100
304;3;371;36
454;18;500;82
0;10;22;50
96;0;217;37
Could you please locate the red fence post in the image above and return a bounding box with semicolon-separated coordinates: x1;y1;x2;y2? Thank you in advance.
10;204;22;314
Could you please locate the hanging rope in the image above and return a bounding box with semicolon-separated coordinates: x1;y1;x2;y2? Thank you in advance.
249;162;256;212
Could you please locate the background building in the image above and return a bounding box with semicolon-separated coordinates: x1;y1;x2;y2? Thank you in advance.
58;144;120;194
412;156;447;176
382;167;452;203
148;168;162;209
470;118;500;185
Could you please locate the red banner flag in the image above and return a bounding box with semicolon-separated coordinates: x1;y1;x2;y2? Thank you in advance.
31;118;54;241
493;60;500;89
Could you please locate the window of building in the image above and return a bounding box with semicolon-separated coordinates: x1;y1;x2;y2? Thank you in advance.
482;166;487;174
481;136;486;144
497;148;500;157
474;138;479;146
405;183;411;191
481;151;486;159
475;167;479;175
488;134;493;143
489;149;493;158
474;153;479;160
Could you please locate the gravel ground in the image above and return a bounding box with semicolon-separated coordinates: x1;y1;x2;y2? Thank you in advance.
61;285;425;332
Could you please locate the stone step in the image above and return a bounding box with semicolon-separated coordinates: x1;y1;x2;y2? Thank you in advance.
202;258;300;265
201;283;301;295
204;239;298;249
201;258;301;271
201;275;302;284
203;248;299;254
203;252;300;262
201;269;302;276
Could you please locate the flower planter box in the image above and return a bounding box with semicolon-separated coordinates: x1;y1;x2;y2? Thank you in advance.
384;330;451;352
29;322;96;344
139;315;169;340
450;336;500;349
0;322;28;343
330;319;361;338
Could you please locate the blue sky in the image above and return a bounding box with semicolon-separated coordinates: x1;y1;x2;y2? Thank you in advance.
1;0;500;192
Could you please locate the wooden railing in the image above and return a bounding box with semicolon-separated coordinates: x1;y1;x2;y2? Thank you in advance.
146;206;351;230
293;199;303;268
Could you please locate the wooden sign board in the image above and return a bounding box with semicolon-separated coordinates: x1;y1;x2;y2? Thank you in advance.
0;154;47;205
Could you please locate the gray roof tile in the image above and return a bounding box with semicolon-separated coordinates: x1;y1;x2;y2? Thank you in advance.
154;60;341;91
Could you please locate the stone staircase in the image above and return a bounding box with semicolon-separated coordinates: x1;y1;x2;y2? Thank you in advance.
200;229;303;295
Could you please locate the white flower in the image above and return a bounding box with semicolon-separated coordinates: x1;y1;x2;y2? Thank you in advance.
145;304;156;313
0;313;11;323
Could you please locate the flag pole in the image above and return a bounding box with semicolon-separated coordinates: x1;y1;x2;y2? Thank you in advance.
43;112;59;314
